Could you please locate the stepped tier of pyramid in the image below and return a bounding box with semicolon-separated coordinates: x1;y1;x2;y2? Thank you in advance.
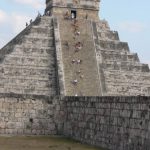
0;0;150;96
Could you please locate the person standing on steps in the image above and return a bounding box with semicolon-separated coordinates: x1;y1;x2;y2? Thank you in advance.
72;79;78;85
37;11;41;17
72;19;79;29
26;22;28;27
71;12;75;19
46;10;51;16
85;13;88;19
30;19;32;24
75;42;83;50
64;10;70;19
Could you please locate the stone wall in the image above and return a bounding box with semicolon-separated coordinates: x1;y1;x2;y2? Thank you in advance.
1;95;150;150
62;97;150;150
0;94;60;135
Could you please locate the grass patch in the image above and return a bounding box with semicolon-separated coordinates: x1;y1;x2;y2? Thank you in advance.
0;136;105;150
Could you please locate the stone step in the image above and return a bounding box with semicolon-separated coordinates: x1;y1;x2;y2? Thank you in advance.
12;46;55;56
40;16;53;22
20;37;54;47
0;87;52;96
29;26;53;37
37;22;53;27
97;49;130;54
0;74;51;81
0;68;51;80
97;48;129;54
97;20;110;31
97;51;139;62
32;25;53;29
103;70;150;96
14;45;54;50
0;65;55;78
0;77;52;87
105;84;150;96
38;21;53;27
3;56;55;67
0;73;50;81
23;36;54;43
105;75;150;86
0;81;55;90
6;49;55;59
24;35;53;39
104;70;150;84
98;30;119;41
33;16;53;26
99;40;130;52
102;61;149;72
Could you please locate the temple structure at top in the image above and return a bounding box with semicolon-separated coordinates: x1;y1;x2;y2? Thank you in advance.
45;0;100;20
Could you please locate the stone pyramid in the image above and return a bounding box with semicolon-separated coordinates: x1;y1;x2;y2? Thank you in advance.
0;0;150;96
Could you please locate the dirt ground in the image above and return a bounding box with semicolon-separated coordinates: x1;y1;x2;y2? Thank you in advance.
0;136;103;150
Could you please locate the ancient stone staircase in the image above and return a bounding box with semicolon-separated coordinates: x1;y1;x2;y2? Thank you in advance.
94;20;150;96
58;18;102;96
0;16;58;96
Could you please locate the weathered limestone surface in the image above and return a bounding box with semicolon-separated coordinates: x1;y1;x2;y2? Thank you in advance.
0;94;61;135
1;95;150;150
0;16;58;96
0;0;149;96
92;20;150;96
58;18;101;96
45;0;100;20
0;0;150;150
62;97;150;150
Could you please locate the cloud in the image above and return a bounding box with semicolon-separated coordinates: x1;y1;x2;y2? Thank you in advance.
0;1;42;48
0;10;32;34
11;13;31;34
0;10;33;48
118;21;146;33
13;0;44;9
0;9;8;23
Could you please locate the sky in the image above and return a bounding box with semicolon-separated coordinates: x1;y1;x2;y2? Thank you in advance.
0;0;149;65
101;0;150;66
